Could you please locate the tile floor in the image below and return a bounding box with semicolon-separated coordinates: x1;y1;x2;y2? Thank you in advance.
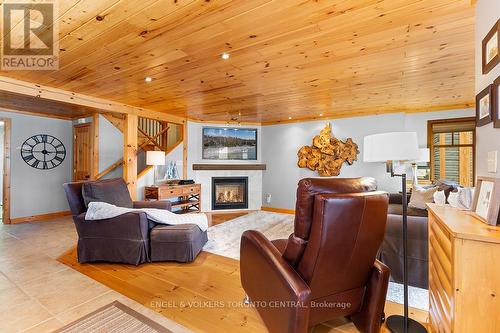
0;218;192;333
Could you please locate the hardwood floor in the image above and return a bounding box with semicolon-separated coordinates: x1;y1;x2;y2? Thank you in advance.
58;213;429;333
205;211;252;227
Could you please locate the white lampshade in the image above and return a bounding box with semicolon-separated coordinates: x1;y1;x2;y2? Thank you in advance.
363;132;419;162
146;151;165;166
415;148;430;163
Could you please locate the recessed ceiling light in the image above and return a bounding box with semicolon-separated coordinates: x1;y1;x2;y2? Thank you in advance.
221;53;230;60
144;77;153;82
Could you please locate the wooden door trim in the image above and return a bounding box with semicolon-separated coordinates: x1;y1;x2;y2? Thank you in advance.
91;114;99;180
427;117;476;186
73;122;92;181
0;118;11;224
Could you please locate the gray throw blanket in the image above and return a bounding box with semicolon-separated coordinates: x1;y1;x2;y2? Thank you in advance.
85;202;208;231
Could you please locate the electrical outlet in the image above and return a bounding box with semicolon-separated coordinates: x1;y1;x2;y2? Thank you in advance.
488;151;498;173
265;193;272;204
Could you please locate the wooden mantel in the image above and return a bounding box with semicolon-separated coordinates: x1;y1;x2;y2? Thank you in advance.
192;164;266;171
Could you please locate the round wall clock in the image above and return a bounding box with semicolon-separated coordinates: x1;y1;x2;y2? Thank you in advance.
21;134;66;170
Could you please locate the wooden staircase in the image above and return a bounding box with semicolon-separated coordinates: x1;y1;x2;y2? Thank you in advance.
96;114;182;180
138;117;169;152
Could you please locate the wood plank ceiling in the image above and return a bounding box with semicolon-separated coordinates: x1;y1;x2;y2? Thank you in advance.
0;0;475;123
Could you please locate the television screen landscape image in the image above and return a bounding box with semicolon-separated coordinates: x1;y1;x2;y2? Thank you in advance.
202;127;257;160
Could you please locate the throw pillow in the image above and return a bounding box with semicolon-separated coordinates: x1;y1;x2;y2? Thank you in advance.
82;178;134;209
409;186;438;210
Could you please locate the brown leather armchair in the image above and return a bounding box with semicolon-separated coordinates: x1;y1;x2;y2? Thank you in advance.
240;178;390;333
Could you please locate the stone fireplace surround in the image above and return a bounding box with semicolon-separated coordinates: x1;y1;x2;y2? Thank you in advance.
191;169;263;212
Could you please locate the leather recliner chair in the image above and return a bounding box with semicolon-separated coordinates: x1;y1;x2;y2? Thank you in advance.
240;177;390;333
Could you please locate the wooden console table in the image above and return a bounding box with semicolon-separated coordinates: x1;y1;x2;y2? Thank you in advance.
427;204;500;333
145;184;201;214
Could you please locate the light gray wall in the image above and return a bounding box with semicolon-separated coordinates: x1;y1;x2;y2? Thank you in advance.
0;123;3;202
0;110;72;218
262;109;473;210
99;114;123;179
186;121;262;179
476;0;500;177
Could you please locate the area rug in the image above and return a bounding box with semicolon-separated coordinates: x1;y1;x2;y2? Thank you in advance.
203;211;429;311
54;301;172;333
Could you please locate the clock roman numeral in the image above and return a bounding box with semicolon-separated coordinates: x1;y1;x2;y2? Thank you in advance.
23;154;35;162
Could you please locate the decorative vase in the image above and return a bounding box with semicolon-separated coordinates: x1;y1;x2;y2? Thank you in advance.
433;190;446;206
171;161;177;179
448;187;474;210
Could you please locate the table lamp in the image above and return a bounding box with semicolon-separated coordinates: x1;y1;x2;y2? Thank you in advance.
412;148;430;187
364;132;426;333
146;150;165;185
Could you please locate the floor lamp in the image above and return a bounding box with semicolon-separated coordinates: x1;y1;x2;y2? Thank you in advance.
364;132;427;333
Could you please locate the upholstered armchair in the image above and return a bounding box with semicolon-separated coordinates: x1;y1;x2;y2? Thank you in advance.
63;178;171;265
240;178;390;333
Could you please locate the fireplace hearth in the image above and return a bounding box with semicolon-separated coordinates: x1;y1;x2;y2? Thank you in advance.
212;177;248;210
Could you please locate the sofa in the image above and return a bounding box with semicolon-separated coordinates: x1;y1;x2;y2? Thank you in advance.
63;178;207;265
379;180;460;289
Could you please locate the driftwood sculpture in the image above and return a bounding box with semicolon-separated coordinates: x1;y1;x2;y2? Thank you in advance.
297;123;359;177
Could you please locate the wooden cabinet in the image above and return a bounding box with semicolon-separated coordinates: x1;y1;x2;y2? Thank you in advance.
427;204;500;333
145;184;201;214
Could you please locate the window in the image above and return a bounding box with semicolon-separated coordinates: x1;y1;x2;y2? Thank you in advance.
428;118;475;187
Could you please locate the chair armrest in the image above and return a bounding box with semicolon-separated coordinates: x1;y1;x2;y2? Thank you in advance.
72;211;150;240
133;200;172;211
240;230;311;333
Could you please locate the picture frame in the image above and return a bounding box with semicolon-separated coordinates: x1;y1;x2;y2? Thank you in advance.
476;85;493;127
416;165;431;182
482;19;500;74
493;74;500;128
202;127;258;160
471;176;500;226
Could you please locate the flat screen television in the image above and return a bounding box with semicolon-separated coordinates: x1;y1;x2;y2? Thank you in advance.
202;127;257;160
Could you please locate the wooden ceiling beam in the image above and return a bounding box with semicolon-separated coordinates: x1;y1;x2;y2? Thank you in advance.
0;76;186;124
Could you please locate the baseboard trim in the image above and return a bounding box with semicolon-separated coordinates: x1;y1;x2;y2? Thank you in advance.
261;206;295;215
11;211;72;224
